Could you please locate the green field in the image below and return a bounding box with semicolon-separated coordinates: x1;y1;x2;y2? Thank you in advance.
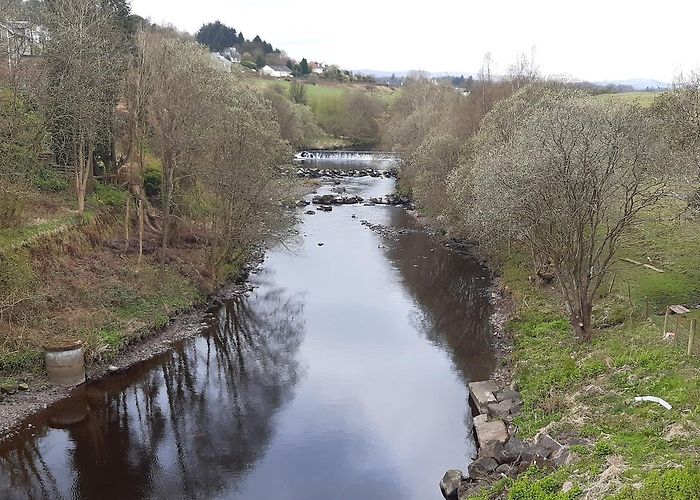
593;91;661;108
252;77;395;109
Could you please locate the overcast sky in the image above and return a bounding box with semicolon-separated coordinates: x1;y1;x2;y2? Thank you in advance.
131;0;700;82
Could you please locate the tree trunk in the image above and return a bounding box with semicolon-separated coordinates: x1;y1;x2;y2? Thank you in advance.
570;300;593;341
76;134;86;216
75;168;84;215
124;195;130;251
160;159;174;277
138;198;144;268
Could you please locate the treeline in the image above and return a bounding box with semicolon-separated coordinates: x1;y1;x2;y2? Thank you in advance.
1;0;295;286
195;20;287;70
383;63;700;341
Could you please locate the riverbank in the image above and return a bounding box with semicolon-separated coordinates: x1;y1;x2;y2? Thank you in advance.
0;176;313;437
450;199;700;499
0;226;264;438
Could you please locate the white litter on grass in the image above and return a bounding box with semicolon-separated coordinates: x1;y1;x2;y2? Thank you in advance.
634;396;672;410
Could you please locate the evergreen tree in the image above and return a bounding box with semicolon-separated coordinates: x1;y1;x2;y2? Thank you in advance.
195;21;237;52
299;58;310;75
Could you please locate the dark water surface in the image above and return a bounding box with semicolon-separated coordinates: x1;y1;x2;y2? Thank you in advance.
0;159;496;499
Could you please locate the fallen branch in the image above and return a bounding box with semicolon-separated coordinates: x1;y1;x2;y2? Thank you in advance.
621;258;664;273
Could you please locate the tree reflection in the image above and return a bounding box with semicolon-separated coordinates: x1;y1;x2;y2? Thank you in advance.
0;284;305;499
385;209;496;381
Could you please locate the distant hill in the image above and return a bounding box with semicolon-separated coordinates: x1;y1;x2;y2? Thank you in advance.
354;69;472;79
356;71;670;92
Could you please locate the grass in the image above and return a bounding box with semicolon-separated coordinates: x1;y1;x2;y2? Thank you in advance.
254;77;394;108
81;264;201;361
0;177;249;379
480;197;700;498
592;91;661;108
0;213;79;252
0;228;205;375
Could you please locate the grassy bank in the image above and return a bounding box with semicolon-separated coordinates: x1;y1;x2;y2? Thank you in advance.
474;199;700;498
0;181;248;390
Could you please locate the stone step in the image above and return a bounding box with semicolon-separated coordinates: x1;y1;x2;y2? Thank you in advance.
468;380;499;414
473;417;509;448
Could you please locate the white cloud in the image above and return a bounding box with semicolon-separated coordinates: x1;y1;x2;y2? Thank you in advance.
131;0;700;81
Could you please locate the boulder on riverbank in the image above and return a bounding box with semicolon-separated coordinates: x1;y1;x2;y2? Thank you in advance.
440;470;463;499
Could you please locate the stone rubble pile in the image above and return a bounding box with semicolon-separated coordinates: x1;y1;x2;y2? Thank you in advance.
440;380;574;499
295;168;398;179
311;194;364;205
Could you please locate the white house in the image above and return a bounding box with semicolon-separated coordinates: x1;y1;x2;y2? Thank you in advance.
210;52;233;70
261;64;292;78
220;46;241;63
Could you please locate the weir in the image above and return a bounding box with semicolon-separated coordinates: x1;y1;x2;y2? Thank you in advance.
294;150;400;162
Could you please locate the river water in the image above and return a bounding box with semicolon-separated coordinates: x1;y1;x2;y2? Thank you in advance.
0;157;496;499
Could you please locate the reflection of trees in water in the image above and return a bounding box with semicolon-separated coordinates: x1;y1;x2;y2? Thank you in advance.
0;286;305;499
0;439;62;499
386;209;496;381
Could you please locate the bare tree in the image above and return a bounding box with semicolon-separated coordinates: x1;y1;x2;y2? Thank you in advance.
507;47;539;92
43;0;126;216
200;79;291;284
121;28;157;264
469;94;669;340
140;33;221;270
140;32;294;279
652;71;700;181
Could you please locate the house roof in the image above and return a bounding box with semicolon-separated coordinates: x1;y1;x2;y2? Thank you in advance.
266;65;292;72
0;21;32;39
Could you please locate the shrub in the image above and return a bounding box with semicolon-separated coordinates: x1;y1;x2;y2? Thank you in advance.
33;167;68;192
143;166;162;203
0;189;25;228
0;88;44;182
91;182;127;208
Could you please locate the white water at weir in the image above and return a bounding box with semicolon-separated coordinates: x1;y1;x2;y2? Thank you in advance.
294;150;400;162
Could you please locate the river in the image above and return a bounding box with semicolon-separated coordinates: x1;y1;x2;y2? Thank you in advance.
0;156;496;499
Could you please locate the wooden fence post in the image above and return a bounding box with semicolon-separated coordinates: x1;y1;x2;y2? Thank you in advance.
689;319;697;356
608;274;616;296
663;306;669;337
